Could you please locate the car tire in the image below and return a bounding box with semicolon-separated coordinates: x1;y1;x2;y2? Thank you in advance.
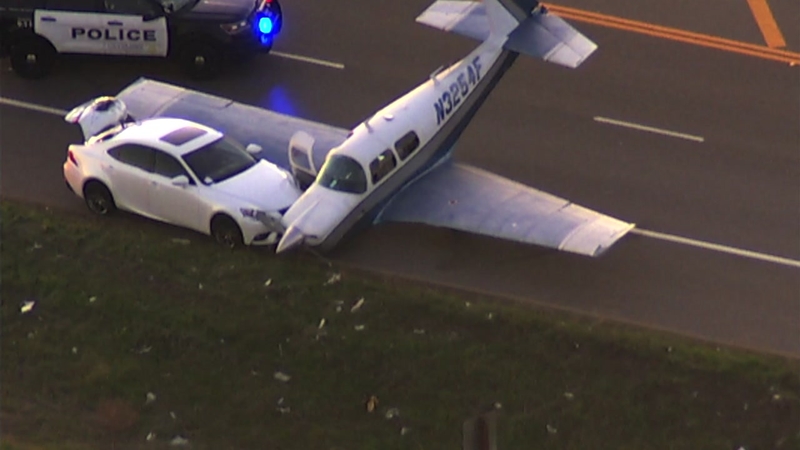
83;181;117;216
177;41;223;80
10;37;56;79
211;214;244;248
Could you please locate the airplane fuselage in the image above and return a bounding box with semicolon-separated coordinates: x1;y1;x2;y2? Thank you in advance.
278;39;520;253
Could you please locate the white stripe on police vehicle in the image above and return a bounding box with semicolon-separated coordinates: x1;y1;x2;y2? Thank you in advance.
71;27;157;41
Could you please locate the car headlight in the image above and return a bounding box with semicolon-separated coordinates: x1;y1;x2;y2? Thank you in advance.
221;20;249;34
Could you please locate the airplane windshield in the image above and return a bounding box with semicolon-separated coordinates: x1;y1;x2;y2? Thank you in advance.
317;154;367;194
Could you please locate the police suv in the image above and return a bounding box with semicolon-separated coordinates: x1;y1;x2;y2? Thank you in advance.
0;0;283;79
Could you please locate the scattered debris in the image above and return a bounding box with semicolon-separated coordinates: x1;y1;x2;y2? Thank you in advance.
413;329;425;335
666;346;673;353
145;392;157;405
278;343;283;357
137;345;152;354
71;347;78;354
335;301;343;313
324;273;342;285
366;395;379;412
146;431;156;441
350;297;365;313
564;392;574;400
354;325;365;331
264;278;273;287
20;300;36;314
385;408;400;419
465;301;471;308
27;332;35;339
276;397;291;414
318;318;326;330
170;411;177;420
574;342;580;350
28;242;43;251
493;402;502;409
692;391;698;399
400;426;411;436
487;313;494;320
198;283;203;290
171;238;190;245
89;296;97;303
773;393;782;401
274;371;291;383
546;424;557;434
169;436;189;446
743;402;749;411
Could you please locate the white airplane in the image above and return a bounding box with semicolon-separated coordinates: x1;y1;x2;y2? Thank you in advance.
76;0;635;256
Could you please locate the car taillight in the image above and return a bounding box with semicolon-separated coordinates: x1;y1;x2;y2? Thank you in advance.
68;150;78;166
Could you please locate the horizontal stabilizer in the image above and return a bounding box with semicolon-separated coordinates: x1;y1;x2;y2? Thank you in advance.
415;0;490;41
505;11;597;68
416;0;597;68
377;162;634;257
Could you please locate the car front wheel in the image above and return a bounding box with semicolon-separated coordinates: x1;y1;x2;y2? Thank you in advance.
211;215;244;248
83;181;117;216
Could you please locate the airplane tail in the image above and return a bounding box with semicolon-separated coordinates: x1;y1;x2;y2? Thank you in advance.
416;0;597;68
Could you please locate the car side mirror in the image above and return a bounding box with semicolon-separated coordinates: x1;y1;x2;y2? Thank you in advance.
171;175;190;187
246;143;262;155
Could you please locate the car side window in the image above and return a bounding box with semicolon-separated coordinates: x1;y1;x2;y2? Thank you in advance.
46;0;103;12
103;0;160;16
154;150;189;180
369;149;397;185
108;144;156;172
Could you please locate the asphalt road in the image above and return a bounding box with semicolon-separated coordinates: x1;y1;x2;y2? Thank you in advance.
1;0;798;356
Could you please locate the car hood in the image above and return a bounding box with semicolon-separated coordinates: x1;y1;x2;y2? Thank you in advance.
213;160;301;211
179;0;257;21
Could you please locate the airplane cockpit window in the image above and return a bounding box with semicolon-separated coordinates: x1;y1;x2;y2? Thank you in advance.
369;149;397;185
395;131;420;160
317;154;368;194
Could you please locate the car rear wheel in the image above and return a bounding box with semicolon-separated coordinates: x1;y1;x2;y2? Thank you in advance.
83;181;117;216
177;41;223;80
211;215;244;248
10;37;56;79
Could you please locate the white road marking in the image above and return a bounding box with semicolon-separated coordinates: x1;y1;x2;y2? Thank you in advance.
594;116;705;142
270;51;345;70
632;228;800;268
0;97;67;116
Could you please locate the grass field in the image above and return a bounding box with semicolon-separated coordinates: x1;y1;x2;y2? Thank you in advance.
1;199;798;450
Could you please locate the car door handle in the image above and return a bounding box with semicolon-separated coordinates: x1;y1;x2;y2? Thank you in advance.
108;20;123;26
41;16;56;22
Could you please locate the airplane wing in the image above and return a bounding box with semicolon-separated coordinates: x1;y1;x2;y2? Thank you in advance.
375;161;634;257
114;78;350;172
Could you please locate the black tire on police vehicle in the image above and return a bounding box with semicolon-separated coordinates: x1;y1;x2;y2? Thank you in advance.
83;181;117;216
211;214;244;248
177;40;223;80
9;36;56;79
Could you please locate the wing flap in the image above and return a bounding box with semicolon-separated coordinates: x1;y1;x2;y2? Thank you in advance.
377;162;633;257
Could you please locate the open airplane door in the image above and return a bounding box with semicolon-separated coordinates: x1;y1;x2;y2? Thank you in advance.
288;131;318;190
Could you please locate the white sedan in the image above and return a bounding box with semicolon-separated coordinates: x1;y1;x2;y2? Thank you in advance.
62;99;303;247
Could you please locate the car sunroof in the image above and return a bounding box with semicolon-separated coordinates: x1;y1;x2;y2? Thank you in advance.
160;126;208;146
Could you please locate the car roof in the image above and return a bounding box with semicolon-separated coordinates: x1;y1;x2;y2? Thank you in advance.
115;117;224;156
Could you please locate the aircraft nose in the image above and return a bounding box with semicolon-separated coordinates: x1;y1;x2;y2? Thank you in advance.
276;224;305;254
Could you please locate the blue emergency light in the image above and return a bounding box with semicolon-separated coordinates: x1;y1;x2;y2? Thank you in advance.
257;16;273;35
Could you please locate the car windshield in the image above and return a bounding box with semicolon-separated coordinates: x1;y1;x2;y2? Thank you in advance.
156;0;199;13
316;154;368;194
181;135;256;184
